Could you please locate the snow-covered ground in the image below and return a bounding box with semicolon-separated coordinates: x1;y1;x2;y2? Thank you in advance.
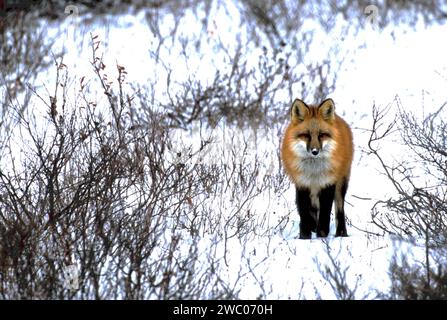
14;2;447;299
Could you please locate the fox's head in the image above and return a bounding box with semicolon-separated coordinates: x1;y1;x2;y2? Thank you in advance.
287;98;336;158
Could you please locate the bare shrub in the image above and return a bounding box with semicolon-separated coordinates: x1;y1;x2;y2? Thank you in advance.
313;240;367;300
388;250;447;300
367;97;447;299
0;30;289;298
0;38;229;299
2;0;446;300
0;11;58;151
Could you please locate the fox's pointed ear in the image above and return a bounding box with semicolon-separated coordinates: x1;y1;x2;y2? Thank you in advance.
318;98;335;121
291;99;309;122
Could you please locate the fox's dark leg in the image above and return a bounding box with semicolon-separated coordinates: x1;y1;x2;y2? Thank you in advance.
296;187;316;239
335;178;349;237
317;184;335;237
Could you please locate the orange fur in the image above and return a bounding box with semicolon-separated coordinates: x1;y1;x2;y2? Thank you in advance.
281;99;353;188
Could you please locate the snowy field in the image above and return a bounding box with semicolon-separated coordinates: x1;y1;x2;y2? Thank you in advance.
2;1;446;299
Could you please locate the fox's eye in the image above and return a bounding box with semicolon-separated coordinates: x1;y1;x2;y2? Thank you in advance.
297;133;310;139
319;132;330;139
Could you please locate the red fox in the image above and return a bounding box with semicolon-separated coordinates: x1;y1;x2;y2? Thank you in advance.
281;98;353;239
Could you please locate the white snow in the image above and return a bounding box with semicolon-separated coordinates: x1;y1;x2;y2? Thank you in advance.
8;1;446;299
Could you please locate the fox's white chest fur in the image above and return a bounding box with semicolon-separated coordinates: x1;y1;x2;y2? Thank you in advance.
296;157;333;187
290;140;336;209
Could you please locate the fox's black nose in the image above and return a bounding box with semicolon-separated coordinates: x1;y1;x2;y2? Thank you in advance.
311;148;319;156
